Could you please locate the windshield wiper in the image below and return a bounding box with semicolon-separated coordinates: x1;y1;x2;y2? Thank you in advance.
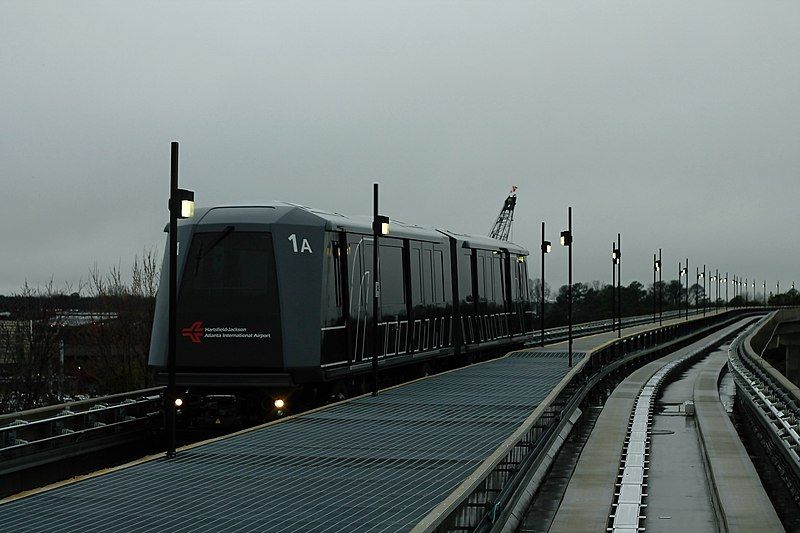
196;226;235;266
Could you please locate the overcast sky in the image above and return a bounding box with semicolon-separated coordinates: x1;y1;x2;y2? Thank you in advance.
1;1;798;296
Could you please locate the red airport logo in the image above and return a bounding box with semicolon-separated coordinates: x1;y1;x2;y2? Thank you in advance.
181;321;204;344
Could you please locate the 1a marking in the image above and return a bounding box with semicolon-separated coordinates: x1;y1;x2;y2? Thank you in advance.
288;234;313;254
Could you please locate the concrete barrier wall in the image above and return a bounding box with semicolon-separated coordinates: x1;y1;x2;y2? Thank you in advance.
748;308;800;355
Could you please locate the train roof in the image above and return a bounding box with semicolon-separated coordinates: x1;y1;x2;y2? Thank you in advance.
188;202;528;255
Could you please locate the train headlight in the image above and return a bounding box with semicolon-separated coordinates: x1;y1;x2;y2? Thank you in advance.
274;398;286;409
174;398;183;408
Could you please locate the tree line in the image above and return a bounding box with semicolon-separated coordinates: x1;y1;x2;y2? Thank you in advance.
1;254;797;414
0;251;159;413
529;278;799;329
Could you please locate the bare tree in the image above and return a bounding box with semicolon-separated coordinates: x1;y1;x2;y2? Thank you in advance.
0;280;66;412
530;278;551;305
79;249;159;394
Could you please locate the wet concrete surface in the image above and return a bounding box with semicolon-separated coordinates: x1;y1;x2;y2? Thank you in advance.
647;354;720;533
518;407;602;532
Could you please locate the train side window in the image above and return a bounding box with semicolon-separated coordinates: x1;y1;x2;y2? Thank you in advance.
423;249;433;303
511;255;521;300
325;240;342;308
410;246;423;305
492;254;502;304
346;235;373;315
433;250;445;303
520;260;530;300
476;253;487;302
361;240;375;302
380;243;405;305
460;249;473;303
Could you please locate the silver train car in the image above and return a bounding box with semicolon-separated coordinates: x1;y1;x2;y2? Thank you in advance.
149;203;535;421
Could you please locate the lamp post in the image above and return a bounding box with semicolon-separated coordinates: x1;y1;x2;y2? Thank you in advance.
702;265;706;315
694;267;703;310
166;141;194;459
611;243;617;332
615;234;621;338
679;263;687;319
724;273;729;309
763;280;766;305
679;261;683;317
371;184;389;396
653;254;660;323
685;258;689;319
560;207;573;367
710;274;716;312
540;222;550;347
658;249;662;325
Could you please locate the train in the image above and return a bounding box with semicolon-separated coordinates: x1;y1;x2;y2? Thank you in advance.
148;202;535;425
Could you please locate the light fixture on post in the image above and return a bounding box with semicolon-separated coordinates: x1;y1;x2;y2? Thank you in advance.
540;221;550;347
166;141;194;459
371;185;388;396
561;207;573;368
375;215;390;237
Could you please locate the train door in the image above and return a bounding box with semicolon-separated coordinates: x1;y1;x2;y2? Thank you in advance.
347;234;373;363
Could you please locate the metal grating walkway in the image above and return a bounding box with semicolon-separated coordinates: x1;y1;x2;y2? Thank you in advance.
0;350;582;533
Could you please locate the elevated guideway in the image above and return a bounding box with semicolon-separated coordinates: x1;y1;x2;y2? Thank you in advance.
0;310;752;532
547;316;781;533
729;309;800;529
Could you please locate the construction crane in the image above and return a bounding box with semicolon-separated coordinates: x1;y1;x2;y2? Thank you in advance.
488;186;518;241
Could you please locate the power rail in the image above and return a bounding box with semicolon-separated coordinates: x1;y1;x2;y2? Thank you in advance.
729;319;800;503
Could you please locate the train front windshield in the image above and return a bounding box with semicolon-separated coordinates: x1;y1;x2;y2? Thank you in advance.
176;230;283;368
